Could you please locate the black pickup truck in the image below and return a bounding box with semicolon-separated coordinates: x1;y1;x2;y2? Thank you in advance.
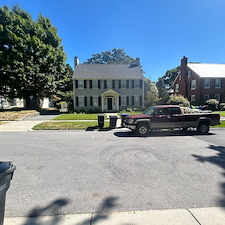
124;105;221;136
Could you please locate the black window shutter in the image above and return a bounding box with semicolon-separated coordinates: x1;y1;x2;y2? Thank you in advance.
132;96;134;105
98;80;101;89
76;96;79;106
85;97;87;106
126;80;129;88
127;96;129;105
140;80;143;88
104;80;107;89
119;80;121;89
90;80;92;89
119;96;121;106
84;80;87;89
98;96;101;106
75;80;78;89
132;80;134;88
112;80;115;88
90;96;93;106
140;96;142;105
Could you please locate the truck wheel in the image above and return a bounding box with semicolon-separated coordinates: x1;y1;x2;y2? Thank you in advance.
197;123;209;134
136;123;149;136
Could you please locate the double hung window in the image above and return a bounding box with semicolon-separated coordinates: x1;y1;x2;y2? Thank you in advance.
204;79;210;89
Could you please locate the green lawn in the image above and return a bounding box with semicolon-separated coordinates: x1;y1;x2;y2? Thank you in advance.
213;111;225;117
33;121;110;130
52;113;106;120
211;120;225;128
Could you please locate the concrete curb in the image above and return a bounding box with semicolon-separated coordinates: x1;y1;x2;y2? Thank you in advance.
4;207;225;225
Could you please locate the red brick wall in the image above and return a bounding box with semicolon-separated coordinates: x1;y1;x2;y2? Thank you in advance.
173;57;225;104
186;69;201;103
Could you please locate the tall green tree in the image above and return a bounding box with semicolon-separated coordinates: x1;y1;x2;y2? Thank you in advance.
0;5;71;108
156;77;169;103
84;48;136;64
161;66;180;88
144;78;159;107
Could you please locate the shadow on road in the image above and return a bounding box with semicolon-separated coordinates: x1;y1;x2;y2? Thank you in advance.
192;144;225;207
21;196;120;225
22;198;69;225
114;130;215;138
75;197;118;225
77;196;119;225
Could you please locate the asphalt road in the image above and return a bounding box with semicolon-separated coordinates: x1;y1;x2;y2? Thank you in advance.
1;128;225;217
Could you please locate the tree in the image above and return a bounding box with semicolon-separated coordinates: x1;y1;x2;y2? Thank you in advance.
161;66;180;88
84;48;136;64
0;5;71;108
156;77;169;103
144;78;159;107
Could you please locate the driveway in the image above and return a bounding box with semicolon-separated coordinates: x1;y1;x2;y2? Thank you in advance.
0;114;58;131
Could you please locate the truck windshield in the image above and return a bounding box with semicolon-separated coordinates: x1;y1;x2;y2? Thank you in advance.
143;106;156;115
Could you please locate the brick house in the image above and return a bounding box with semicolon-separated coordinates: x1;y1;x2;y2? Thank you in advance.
72;57;144;112
173;56;225;105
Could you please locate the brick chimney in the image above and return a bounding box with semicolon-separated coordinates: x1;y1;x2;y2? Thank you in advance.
134;58;140;66
181;56;187;68
180;56;188;97
74;56;79;69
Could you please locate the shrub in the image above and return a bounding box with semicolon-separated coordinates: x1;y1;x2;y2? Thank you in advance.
167;95;190;107
206;99;219;111
218;103;225;111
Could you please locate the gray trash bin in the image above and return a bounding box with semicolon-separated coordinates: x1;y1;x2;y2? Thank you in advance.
98;115;104;129
120;114;129;127
109;116;118;129
0;162;16;225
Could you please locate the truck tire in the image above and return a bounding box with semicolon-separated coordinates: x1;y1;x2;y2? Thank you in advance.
136;123;149;136
197;122;209;134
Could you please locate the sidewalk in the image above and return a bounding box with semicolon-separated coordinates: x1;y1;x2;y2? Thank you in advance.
4;207;225;225
0;114;122;131
0;120;46;131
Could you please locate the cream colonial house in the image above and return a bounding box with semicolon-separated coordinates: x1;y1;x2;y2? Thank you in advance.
72;57;144;112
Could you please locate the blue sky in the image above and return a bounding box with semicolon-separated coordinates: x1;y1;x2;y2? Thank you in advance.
1;0;225;81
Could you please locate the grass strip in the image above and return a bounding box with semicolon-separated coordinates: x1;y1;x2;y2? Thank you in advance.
211;120;225;128
0;110;38;121
33;121;110;130
52;113;106;120
213;111;225;117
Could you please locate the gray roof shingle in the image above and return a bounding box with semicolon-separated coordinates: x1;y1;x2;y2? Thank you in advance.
72;64;144;80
